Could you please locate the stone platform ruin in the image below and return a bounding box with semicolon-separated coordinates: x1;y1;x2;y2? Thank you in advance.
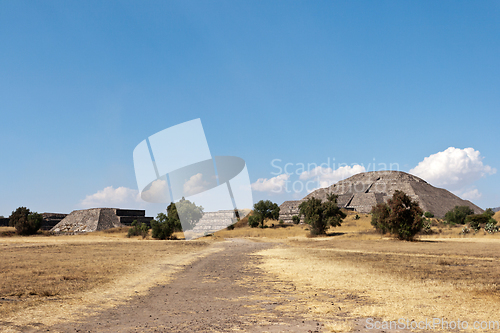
279;171;484;222
183;210;237;239
50;208;153;233
41;213;68;230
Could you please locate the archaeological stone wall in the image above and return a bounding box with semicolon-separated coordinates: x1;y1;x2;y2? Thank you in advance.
0;218;9;227
41;213;68;230
192;210;236;232
278;200;304;223
51;208;153;233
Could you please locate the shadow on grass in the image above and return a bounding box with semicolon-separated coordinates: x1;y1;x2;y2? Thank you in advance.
325;232;346;237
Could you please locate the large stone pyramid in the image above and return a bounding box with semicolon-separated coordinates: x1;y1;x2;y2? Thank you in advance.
279;171;483;222
51;208;153;233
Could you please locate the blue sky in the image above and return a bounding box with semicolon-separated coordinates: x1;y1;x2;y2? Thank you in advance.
1;1;499;217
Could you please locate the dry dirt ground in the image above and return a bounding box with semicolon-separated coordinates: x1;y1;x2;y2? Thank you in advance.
3;239;327;333
2;216;500;333
2;236;418;333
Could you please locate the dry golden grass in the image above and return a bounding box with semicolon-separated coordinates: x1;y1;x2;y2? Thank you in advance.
0;226;16;237
213;223;310;239
3;209;500;332
213;210;500;242
494;211;500;223
256;237;500;332
0;229;219;330
324;320;354;332
214;211;379;240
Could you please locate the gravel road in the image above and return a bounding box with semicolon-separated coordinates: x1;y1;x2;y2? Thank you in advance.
49;239;326;333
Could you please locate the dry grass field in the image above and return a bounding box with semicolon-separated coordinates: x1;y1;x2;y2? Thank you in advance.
2;210;500;332
0;227;218;330
218;211;500;331
255;237;500;332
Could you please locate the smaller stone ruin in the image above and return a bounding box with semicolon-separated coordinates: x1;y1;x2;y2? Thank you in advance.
279;200;305;224
50;208;153;233
0;217;10;227
184;210;237;239
41;213;68;230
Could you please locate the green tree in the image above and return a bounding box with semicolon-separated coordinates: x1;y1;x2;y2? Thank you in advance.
292;215;300;225
371;203;391;234
9;207;42;235
166;202;182;231
466;209;497;232
127;220;150;239
444;206;475;225
424;211;434;218
299;193;346;236
253;200;280;228
171;197;204;231
370;190;423;241
151;213;177;240
248;215;260;228
483;208;495;219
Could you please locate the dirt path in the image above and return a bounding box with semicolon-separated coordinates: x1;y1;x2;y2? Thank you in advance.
48;239;326;333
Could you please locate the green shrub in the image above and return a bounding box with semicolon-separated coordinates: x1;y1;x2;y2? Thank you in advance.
444;206;474;225
151;213;177;240
485;219;498;234
248;215;260;228
424;211;434;218
354;214;360;220
127;220;149;238
279;219;284;225
484;208;495;219
253;200;280;228
370;190;423;241
226;224;235;230
464;210;496;232
292;215;300;224
168;198;203;231
466;214;489;232
9;207;42;235
166;202;182;231
299;193;346;236
370;203;391;234
421;218;433;234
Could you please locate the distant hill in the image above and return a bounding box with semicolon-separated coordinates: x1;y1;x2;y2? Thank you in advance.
492;207;500;213
279;171;483;222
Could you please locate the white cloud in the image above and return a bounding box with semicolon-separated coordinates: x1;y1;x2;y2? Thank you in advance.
410;147;496;191
459;188;482;201
299;164;366;189
251;174;290;194
141;179;169;203
81;186;141;207
183;173;210;196
80;185;169;218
